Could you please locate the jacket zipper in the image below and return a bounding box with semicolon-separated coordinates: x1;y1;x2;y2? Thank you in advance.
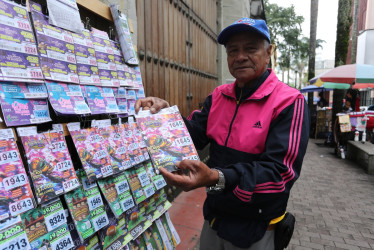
224;89;242;146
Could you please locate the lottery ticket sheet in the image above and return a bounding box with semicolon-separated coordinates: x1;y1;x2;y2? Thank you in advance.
0;129;35;220
17;125;80;204
135;105;200;172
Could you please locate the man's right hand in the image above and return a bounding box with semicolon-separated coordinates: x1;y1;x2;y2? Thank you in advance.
134;97;170;114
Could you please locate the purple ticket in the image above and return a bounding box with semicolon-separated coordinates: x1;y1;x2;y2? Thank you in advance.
71;32;93;48
91;27;110;40
84;85;119;114
77;64;101;85
135;87;145;99
0;82;47;99
0;24;38;55
75;44;97;66
116;98;128;114
0;98;51;126
0;50;43;81
82;29;94;47
96;51;116;70
114;54;125;66
40;57;79;83
134;66;144;88
127;99;136;116
123;65;135;87
98;68;120;87
117;70;128;86
92;36;113;54
36;33;76;64
29;1;42;13
30;9;74;44
110;41;121;56
0;0;32;31
46;81;91;115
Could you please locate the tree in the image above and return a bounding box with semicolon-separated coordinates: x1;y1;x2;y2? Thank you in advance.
264;0;305;85
295;37;324;89
308;0;319;117
332;0;352;144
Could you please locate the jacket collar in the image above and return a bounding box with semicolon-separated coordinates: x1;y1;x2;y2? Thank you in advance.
221;69;279;100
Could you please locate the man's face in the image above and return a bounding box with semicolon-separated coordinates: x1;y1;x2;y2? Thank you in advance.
226;32;272;87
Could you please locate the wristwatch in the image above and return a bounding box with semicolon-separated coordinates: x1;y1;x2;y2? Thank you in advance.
206;169;225;193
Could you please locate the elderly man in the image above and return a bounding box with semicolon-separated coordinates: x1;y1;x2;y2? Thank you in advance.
135;18;309;250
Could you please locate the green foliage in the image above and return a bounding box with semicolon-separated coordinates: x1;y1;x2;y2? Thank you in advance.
264;0;304;45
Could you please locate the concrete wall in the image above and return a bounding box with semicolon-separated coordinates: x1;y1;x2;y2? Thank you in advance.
217;0;254;85
99;0;138;47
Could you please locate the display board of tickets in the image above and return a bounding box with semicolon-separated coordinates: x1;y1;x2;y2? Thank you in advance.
136;106;200;172
0;0;182;249
0;125;176;250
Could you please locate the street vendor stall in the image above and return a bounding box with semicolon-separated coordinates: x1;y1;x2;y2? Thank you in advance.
334;110;374;157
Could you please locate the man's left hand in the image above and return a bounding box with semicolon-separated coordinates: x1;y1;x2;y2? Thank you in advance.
159;160;219;192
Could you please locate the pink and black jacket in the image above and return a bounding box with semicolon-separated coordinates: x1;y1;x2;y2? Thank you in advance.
184;69;309;247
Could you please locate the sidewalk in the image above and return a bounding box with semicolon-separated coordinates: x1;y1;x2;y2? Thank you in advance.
168;187;206;250
168;139;374;249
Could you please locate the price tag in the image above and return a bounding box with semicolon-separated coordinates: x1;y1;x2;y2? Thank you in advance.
183;155;199;161
55;160;72;172
137;171;150;187
0;150;20;165
51;141;67;153
29;70;43;78
120;196;135;212
94;150;107;160
168;120;184;130
92;213;108;231
3;173;28;191
9;198;33;216
139;141;146;148
144;185;155;198
174;136;192;147
143;151;150;160
124;160;132;169
28;84;45;93
128;143;138;151
45;210;67;232
89;134;101;143
135;155;145;164
4;231;31;250
82;177;96;190
0;129;14;140
33;110;48;118
153;177;167;190
115;180;129;194
51;234;74;250
17;20;31;31
87;194;103;211
62;179;80;192
101;165;113;177
116;147;127;155
124;130;132;138
130;224;143;239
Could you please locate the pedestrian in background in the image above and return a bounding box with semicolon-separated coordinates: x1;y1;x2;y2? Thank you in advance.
135;18;309;250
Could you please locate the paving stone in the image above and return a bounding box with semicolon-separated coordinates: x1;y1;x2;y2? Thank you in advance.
287;140;374;249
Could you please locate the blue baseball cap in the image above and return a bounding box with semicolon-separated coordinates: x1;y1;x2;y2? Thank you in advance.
217;18;271;45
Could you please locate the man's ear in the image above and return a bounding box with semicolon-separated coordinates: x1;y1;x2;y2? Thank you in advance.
266;44;273;64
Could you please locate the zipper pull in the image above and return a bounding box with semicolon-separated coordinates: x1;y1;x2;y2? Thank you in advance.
237;88;242;105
